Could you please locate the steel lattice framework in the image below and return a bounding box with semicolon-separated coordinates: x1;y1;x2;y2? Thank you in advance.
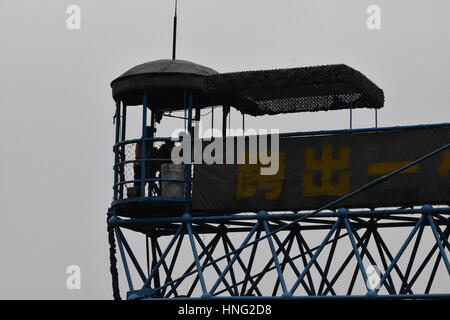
107;87;450;300
109;206;450;300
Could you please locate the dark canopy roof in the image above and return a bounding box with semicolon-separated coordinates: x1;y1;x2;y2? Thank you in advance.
111;59;218;107
206;64;384;116
111;59;384;115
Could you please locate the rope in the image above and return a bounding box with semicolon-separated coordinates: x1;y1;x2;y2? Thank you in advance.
107;210;122;300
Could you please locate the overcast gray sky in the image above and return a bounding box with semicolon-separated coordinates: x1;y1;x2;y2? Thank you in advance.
1;0;449;299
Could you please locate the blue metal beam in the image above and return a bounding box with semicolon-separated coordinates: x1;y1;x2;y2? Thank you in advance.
427;213;450;275
209;222;260;295
376;215;425;293
289;219;341;294
262;219;288;295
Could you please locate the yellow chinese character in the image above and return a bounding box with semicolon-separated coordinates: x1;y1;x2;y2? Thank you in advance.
303;145;350;196
368;161;420;175
236;152;286;200
437;149;450;176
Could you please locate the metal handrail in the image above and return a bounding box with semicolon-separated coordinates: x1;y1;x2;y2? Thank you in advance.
113;135;187;199
114;136;181;149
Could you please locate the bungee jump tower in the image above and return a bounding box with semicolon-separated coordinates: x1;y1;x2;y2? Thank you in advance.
107;58;450;300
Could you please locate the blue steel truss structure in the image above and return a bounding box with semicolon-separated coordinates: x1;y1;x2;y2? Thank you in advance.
107;89;450;300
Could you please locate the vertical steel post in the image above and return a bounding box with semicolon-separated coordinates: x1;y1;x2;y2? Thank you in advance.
113;100;121;202
141;93;148;198
146;236;150;275
222;105;229;138
375;109;378;128
119;104;127;199
221;104;230;173
349;95;353;130
211;106;215;137
121;104;127;142
184;91;193;212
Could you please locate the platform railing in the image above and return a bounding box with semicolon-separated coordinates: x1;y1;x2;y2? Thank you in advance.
112;136;188;203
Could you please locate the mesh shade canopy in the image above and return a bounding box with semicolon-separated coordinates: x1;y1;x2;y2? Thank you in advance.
205;64;384;116
111;60;384;115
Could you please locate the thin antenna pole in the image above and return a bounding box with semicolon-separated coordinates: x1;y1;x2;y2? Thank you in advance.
172;0;178;60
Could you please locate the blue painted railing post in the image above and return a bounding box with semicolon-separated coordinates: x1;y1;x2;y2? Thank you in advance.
141;93;148;198
113;100;121;203
119;103;127;199
184;91;193;212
